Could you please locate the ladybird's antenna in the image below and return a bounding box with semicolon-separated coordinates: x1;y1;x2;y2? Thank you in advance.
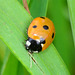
23;0;30;14
28;52;45;75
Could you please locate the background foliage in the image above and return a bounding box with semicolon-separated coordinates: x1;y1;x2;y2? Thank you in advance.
0;0;75;75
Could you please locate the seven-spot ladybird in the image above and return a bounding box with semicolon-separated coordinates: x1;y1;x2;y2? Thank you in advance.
25;17;55;53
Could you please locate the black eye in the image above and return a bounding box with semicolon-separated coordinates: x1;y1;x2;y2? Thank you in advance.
33;25;37;28
43;25;49;30
52;33;54;38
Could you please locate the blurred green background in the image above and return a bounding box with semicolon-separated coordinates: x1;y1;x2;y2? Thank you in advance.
0;0;75;75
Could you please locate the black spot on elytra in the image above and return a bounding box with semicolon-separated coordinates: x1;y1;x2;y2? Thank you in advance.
33;25;37;28
43;25;49;30
52;33;54;38
40;17;45;19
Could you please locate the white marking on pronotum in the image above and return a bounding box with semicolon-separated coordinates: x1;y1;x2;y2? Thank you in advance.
34;34;37;36
26;41;31;46
41;44;44;47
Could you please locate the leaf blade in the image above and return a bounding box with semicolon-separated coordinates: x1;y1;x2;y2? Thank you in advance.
67;0;75;46
0;0;70;75
1;52;18;75
46;0;75;74
29;0;48;18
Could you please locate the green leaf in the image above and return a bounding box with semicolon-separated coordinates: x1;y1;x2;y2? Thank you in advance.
67;0;75;46
1;49;29;75
0;40;6;61
17;62;30;75
0;0;70;75
29;0;48;18
18;0;30;6
47;0;75;74
0;39;6;74
1;51;18;75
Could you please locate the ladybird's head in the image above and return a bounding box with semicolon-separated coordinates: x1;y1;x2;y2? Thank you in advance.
25;37;45;53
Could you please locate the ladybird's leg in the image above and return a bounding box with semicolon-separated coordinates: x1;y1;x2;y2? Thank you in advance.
26;20;32;34
28;52;45;74
28;52;33;68
29;56;32;68
25;39;27;41
30;55;32;68
28;52;37;68
26;27;28;34
22;42;26;46
28;52;37;64
25;36;30;42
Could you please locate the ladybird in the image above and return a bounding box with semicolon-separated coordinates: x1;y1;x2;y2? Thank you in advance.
25;17;55;53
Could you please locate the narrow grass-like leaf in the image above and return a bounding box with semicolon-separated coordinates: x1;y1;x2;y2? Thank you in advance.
0;0;70;75
0;0;33;38
0;40;6;74
29;0;70;74
1;48;29;75
17;62;30;75
29;0;48;18
0;0;50;75
34;44;70;75
0;40;6;61
1;52;18;75
0;60;2;74
47;0;75;74
1;48;10;75
67;0;75;46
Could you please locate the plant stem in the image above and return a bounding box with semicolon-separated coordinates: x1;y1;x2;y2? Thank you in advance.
23;0;30;14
